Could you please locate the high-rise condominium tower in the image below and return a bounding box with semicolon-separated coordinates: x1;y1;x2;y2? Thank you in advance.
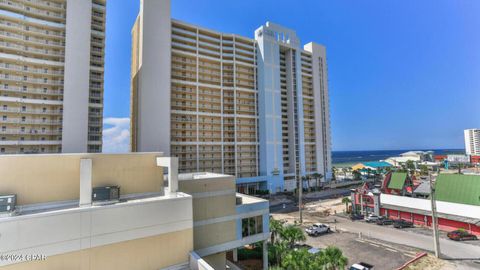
465;129;480;156
0;0;106;154
131;0;332;194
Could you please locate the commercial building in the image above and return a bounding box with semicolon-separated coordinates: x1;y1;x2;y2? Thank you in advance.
465;129;480;156
0;152;269;270
0;0;106;154
351;172;480;236
351;161;393;172
130;0;332;194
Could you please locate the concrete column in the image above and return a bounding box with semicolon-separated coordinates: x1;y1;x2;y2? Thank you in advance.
79;159;92;207
373;191;381;216
157;157;178;194
62;0;93;153
135;0;172;154
263;240;268;270
233;248;238;262
350;189;356;213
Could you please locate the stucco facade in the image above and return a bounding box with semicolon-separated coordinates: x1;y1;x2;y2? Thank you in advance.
130;0;332;194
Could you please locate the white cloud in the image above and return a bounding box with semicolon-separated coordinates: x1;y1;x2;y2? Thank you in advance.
102;117;130;153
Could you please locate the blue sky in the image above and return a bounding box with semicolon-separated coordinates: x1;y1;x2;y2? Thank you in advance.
102;0;480;152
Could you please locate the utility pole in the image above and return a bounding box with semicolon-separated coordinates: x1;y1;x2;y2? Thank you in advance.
299;175;303;224
429;172;441;258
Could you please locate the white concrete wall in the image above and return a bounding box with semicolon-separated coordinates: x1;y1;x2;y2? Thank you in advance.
0;195;193;267
381;194;480;220
304;42;332;180
136;0;172;155
62;0;93;153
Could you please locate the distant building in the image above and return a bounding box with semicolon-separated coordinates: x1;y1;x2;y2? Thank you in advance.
352;173;480;236
384;151;433;167
351;161;392;172
471;155;480;164
0;153;269;270
447;154;470;164
465;129;480;156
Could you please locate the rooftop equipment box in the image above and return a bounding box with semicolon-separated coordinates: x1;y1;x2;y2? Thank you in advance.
92;186;120;205
0;194;16;215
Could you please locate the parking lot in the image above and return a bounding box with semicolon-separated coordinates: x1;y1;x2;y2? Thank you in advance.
304;230;420;270
271;196;480;269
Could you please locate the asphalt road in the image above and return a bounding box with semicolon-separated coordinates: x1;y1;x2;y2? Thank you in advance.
332;217;480;260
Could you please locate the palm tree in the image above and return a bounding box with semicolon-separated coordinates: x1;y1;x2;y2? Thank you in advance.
281;248;314;270
341;197;351;213
279;225;306;248
352;170;361;180
312;173;323;190
269;218;284;244
317;246;348;270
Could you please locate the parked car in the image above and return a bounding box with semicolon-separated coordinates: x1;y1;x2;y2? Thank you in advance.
365;214;381;223
350;213;364;221
393;220;414;229
376;217;394;225
349;262;374;270
305;223;331;236
447;230;478;241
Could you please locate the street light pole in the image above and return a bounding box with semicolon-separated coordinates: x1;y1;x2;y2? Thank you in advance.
299;175;303;224
429;172;441;258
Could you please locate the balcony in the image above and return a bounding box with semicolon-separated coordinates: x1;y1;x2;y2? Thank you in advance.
0;63;64;76
0;139;61;146
0;0;66;22
0;108;62;115
0;129;61;135
0;30;64;47
0;118;62;125
0;41;65;58
0;74;63;86
0;85;63;95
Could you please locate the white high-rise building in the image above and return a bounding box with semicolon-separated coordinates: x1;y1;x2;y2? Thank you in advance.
465;129;480;156
0;0;106;154
131;0;332;194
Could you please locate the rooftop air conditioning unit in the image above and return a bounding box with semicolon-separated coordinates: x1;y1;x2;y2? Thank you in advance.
92;186;120;205
0;194;17;217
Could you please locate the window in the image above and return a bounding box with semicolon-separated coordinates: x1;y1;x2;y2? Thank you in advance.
21;116;26;122
2;116;6;121
1;126;5;131
241;216;263;238
2;105;6;110
0;148;4;153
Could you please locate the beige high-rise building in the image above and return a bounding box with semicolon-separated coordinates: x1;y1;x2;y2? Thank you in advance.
131;0;332;194
0;0;106;154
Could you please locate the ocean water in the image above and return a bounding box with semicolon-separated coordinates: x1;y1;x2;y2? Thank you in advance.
332;149;464;166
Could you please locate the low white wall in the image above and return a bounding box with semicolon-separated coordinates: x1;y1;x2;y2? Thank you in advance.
381;194;480;220
0;194;193;266
189;251;214;270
